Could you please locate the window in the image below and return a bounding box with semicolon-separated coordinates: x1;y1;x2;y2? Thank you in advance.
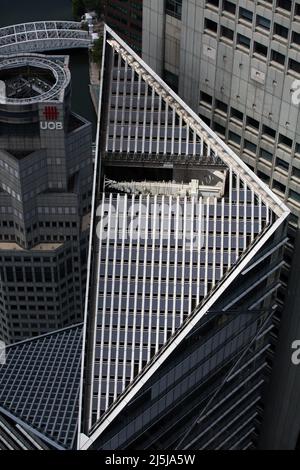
230;107;243;122
292;167;300;180
200;91;213;106
271;50;285;66
204;18;218;34
276;157;289;172
262;124;276;140
239;7;253;23
228;131;241;145
165;0;182;19
277;0;291;11
237;33;250;49
220;25;234;41
295;3;300;17
244;140;257;154
163;69;179;92
273;180;286;194
206;0;219;8
289;189;300;203
246;116;260;132
222;0;236;15
254;42;268;58
213;122;226;136
260;148;273;163
274;23;289;39
256;15;271;30
278;134;293;149
215;99;228;113
257;170;270;183
292;31;300;47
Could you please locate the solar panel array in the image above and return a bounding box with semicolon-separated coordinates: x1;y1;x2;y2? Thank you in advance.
86;38;274;430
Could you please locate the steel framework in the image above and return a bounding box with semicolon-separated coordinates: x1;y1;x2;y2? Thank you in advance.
0;21;92;54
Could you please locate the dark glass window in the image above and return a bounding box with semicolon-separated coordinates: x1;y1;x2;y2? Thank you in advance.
292;31;300;46
166;0;182;19
223;0;236;15
260;148;273;162
277;0;291;11
247;116;260;130
256;15;271;30
206;0;219;7
262;125;276;139
204;18;218;33
163;69;179;92
220;25;234;40
200;91;213;105
254;42;268;57
237;33;250;49
231;107;243;121
279;134;293;148
239;7;253;22
271;50;285;65
289;189;300;202
276;158;289;171
273;180;286;194
274;23;289;39
215;99;228;113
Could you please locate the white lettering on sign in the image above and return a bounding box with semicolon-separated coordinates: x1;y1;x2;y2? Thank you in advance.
40;122;64;130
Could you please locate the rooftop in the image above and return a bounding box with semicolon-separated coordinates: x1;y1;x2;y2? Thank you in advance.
0;53;70;104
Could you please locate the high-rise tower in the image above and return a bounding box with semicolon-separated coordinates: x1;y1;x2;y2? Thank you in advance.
142;0;300;449
0;53;93;343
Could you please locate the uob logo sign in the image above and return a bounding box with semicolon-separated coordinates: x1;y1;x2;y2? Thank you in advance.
291;80;300;105
40;106;63;130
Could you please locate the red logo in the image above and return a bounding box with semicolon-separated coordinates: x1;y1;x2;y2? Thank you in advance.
43;106;59;121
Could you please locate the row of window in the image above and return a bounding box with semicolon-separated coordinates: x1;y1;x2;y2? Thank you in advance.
204;18;300;71
206;0;300;16
200;92;300;153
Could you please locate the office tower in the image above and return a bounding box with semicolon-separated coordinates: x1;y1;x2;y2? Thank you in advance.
0;53;93;343
0;26;289;450
102;0;143;54
142;0;300;448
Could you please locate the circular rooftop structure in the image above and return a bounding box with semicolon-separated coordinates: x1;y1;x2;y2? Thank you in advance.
0;53;71;104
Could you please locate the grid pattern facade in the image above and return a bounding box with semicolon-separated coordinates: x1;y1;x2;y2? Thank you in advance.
0;325;83;449
143;0;300;223
103;0;143;54
142;1;300;448
91;189;270;423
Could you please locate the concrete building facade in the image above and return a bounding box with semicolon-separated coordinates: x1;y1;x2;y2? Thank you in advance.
142;0;300;449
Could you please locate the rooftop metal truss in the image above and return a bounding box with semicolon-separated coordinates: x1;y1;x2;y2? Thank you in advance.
0;54;70;104
0;21;92;55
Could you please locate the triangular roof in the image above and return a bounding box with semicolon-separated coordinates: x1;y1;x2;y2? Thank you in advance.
78;25;289;449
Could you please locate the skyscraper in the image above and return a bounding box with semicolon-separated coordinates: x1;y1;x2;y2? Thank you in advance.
0;26;290;450
102;0;143;54
142;0;300;449
0;53;93;343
